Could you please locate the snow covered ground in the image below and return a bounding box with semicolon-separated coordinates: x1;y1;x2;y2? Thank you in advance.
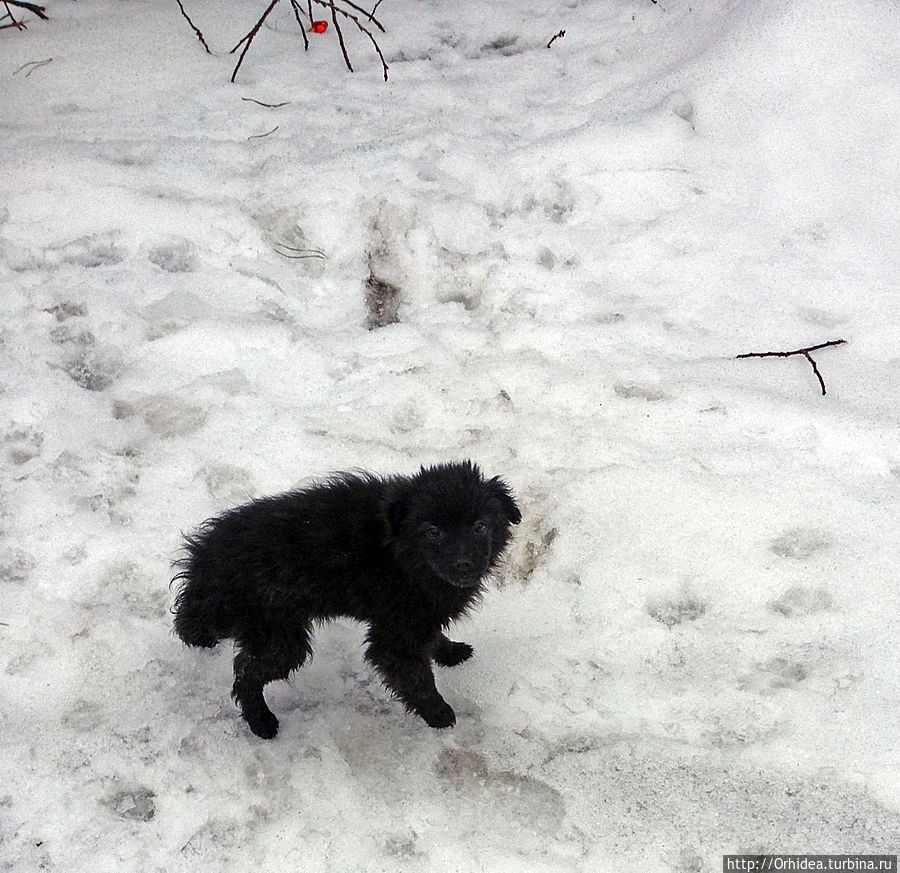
2;0;899;869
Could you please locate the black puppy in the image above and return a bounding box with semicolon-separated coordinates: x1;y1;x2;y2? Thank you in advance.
172;460;520;738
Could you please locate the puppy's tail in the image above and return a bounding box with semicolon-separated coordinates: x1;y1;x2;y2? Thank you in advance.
171;533;226;649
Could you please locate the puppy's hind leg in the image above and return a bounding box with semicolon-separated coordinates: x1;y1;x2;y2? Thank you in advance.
432;633;473;668
172;578;225;649
232;625;312;739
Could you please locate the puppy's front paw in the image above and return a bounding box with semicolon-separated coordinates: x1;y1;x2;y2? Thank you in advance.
433;640;474;667
420;699;456;729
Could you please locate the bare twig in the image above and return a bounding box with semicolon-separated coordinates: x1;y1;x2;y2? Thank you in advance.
324;0;383;31
1;0;47;29
242;97;292;107
1;3;23;29
547;29;566;49
273;243;327;259
737;339;847;396
13;56;52;76
175;0;211;54
230;0;281;83
321;0;388;80
289;0;309;51
178;0;389;82
301;0;389;80
328;0;353;73
248;125;280;139
5;0;46;15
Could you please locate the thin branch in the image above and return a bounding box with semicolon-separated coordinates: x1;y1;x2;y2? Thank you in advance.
175;0;211;54
349;12;389;80
547;29;566;49
803;351;827;395
5;0;46;15
328;0;353;73
242;97;292;107
273;243;327;259
179;0;389;83
13;56;52;76
316;0;384;32
2;0;47;29
230;0;281;83
736;339;847;359
289;0;309;51
737;339;847;396
317;0;388;79
2;2;19;29
248;125;280;139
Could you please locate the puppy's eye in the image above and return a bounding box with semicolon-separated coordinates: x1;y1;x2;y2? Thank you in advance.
424;525;443;542
473;520;488;535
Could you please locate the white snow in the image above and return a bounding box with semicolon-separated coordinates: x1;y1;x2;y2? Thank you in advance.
2;0;899;870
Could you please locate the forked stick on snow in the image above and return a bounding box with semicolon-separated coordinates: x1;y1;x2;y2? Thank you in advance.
737;339;847;396
1;0;48;29
547;29;566;49
230;0;281;82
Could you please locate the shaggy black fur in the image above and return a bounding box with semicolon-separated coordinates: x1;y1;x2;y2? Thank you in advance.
172;460;520;738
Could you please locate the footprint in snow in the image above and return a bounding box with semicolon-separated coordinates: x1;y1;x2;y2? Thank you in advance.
435;748;566;836
614;382;668;401
769;528;830;560
647;591;707;627
147;237;198;273
738;657;809;695
769;585;833;618
4;424;44;465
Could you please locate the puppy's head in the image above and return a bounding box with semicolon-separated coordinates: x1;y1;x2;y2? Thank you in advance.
385;460;521;589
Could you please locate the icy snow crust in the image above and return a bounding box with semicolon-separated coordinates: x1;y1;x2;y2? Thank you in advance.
2;0;899;870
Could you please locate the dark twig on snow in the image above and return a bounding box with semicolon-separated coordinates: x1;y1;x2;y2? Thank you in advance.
13;56;52;76
328;0;383;30
248;125;280;139
181;0;388;83
175;0;211;54
328;0;353;73
242;97;292;107
323;0;389;81
6;0;46;14
547;29;566;49
273;243;327;260
2;0;47;30
303;0;389;81
737;339;847;396
230;0;281;83
289;0;310;51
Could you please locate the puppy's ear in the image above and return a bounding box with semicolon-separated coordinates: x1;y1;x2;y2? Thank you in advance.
487;476;522;525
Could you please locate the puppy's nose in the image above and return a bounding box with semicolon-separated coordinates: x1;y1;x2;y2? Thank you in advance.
454;557;474;574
